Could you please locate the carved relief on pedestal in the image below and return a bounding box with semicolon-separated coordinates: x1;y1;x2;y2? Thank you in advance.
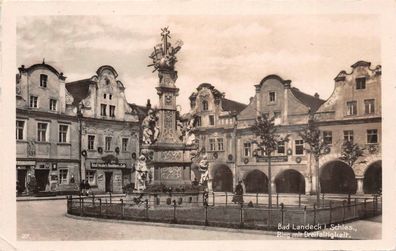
164;110;173;129
160;151;183;161
160;166;183;180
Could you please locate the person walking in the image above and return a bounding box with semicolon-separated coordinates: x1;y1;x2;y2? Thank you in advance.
79;179;85;196
232;181;244;204
84;180;91;196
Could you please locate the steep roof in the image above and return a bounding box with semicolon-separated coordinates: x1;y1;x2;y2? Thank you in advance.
290;87;325;112
65;79;95;106
128;103;148;118
222;98;247;114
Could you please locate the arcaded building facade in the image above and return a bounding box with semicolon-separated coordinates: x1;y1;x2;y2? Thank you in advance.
188;61;381;195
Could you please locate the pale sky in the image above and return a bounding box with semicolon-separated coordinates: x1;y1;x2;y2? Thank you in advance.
17;15;380;113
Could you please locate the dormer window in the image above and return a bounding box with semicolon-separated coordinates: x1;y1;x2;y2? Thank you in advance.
269;91;276;103
356;77;366;90
40;74;48;88
202;100;209;111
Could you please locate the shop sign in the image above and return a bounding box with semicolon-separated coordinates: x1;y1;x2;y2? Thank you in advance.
256;155;288;162
91;162;127;169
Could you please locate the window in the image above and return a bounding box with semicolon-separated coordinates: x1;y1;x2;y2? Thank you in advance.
59;125;69;143
109;94;112;100
277;141;285;154
346;101;357;116
209;115;215;126
196;116;201;126
104;93;107;99
49;99;57;111
344;130;354;143
202;100;209;111
100;104;107;116
122;138;129;152
88;135;95;150
217;138;224;151
59;169;68;184
356;77;366;90
209;138;216;151
295;140;304;155
86;170;96;185
109;105;116;117
367;129;378;144
364;99;375;114
269;91;276;103
30;96;38;108
16;120;25;140
40;74;48;88
323;131;332;145
105;137;112;151
244;142;251;157
37;123;48;142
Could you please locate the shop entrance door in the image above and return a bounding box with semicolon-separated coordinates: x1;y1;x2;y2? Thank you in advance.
17;169;27;193
35;169;49;191
105;172;113;193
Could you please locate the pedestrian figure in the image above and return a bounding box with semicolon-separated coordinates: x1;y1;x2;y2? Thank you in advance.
79;179;85;196
84;180;91;196
232;181;244;204
70;175;75;183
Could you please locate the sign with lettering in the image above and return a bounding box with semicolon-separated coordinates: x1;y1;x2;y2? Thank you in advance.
91;163;127;169
256;155;288;162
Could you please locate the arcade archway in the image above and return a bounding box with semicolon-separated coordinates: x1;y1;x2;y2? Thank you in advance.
364;160;382;194
320;160;357;194
275;169;305;194
212;164;233;192
244;170;268;193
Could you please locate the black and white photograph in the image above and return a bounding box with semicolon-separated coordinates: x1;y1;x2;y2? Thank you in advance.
1;1;396;250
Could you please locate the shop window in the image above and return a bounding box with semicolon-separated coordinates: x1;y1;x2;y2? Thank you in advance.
323;131;333;145
295;140;304;155
209;115;215;126
269;91;276;103
367;129;378;144
59;124;69;143
356;77;366;90
343;130;354;143
346;101;357;116
277;141;285;154
59;169;68;184
100;104;107;116
49;99;57;111
217;138;224;151
40;74;48;88
86;170;96;185
109;105;116;117
364;99;375;114
105;136;112;151
37;122;48;142
209;138;216;151
16;120;25;140
88;135;95;150
30;96;38;108
244;142;251;157
122;138;129;152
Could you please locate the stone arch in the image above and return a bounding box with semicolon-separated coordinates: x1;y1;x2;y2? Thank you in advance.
363;160;382;194
211;164;233;192
243;169;268;193
274;169;305;194
320;160;357;194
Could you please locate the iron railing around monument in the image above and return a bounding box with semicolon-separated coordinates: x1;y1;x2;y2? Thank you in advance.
67;193;381;231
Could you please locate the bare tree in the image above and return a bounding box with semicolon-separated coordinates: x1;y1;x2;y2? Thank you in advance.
251;114;289;222
299;118;328;206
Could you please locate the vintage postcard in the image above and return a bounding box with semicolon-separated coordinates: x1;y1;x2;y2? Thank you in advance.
1;0;395;250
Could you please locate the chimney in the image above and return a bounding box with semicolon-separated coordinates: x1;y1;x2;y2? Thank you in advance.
314;93;319;99
249;97;254;104
146;99;151;109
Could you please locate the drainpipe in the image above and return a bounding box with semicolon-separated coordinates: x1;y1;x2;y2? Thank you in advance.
233;113;238;192
77;104;83;182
